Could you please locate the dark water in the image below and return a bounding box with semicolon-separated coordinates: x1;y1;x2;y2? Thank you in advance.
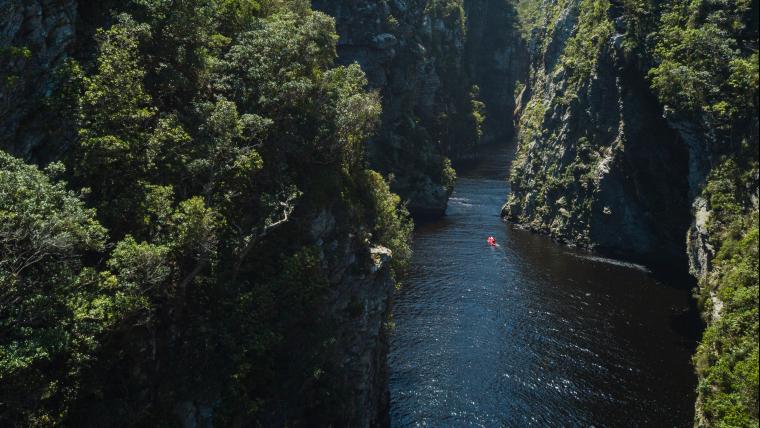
389;145;701;427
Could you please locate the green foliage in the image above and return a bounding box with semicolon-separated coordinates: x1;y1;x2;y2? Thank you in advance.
428;0;467;37
694;157;759;428
441;157;458;193
215;9;337;112
325;64;382;165
0;46;32;60
359;171;414;271
695;215;759;427
78;15;153;141
214;0;262;33
141;183;175;238
0;151;108;426
1;0;410;425
618;0;658;52
510;98;546;182
559;0;613;102
649;0;758;129
214;8;377;169
72;15;162;234
515;0;544;40
537;0;572;54
170;197;223;260
0;45;33;88
470;85;486;142
108;236;171;296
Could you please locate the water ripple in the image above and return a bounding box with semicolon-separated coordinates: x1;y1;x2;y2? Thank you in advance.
389;147;700;427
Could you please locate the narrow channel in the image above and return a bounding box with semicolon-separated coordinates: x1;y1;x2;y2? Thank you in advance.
388;144;702;426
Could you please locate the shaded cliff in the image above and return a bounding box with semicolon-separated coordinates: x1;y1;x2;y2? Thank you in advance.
504;0;693;267
505;0;758;425
0;0;77;160
313;0;528;218
463;0;528;146
2;2;530;216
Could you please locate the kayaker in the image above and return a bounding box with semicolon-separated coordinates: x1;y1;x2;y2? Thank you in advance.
487;236;497;246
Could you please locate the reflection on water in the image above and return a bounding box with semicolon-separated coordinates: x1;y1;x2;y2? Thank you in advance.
389;145;701;427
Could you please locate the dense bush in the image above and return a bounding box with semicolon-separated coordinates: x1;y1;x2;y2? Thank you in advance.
647;1;759;425
0;0;411;425
649;0;758;131
0;152;107;425
694;157;759;427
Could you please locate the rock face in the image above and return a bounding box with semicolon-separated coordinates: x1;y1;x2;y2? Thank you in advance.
168;219;396;428
0;0;77;160
506;0;759;425
311;0;457;218
505;0;758;273
264;207;397;426
303;212;397;427
325;244;395;427
463;0;528;145
313;0;528;218
503;0;691;268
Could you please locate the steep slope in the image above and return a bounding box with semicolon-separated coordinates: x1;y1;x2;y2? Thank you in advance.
505;0;759;425
313;0;528;218
503;0;692;266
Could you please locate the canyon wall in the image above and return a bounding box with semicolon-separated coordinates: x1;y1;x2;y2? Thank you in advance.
313;0;528;218
503;0;693;267
1;0;77;160
505;0;759;425
463;0;528;146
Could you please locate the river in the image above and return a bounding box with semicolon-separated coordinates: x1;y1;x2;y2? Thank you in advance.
388;144;702;427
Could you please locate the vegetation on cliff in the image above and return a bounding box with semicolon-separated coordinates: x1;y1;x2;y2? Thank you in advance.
313;0;528;217
695;158;758;427
0;0;411;425
506;0;620;250
510;0;758;425
649;0;759;425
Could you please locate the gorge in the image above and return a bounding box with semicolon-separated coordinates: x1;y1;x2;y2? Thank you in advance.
1;0;757;427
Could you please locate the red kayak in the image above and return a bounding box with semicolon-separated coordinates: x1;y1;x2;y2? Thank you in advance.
487;236;497;246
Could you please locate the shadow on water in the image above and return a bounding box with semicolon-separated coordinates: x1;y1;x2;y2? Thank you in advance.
389;143;703;427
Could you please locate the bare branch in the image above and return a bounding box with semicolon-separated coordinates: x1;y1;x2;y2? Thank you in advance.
231;193;299;281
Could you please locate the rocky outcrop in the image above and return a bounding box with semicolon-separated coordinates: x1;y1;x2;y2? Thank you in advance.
168;217;396;428
284;210;397;427
0;0;77;160
311;0;456;218
325;244;395;426
505;0;758;275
